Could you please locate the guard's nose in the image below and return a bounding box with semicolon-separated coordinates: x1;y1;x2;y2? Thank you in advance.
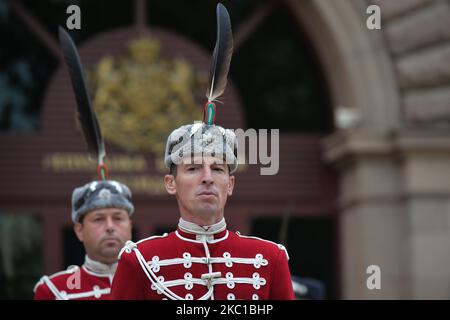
201;165;214;185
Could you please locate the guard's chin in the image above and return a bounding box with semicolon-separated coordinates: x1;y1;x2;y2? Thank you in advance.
101;245;121;258
196;204;219;216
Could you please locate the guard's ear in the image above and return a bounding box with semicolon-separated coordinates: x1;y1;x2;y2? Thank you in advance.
73;222;84;242
227;175;235;196
164;174;177;195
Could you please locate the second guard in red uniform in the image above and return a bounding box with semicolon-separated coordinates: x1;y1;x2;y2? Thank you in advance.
34;28;135;300
33;180;135;300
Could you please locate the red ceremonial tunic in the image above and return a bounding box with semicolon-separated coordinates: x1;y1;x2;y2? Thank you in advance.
34;256;115;300
111;220;294;300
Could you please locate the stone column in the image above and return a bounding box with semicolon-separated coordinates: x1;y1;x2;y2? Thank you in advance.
323;129;409;299
396;131;450;299
324;129;450;299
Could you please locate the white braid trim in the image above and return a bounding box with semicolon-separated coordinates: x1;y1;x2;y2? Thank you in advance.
118;234;168;260
62;286;110;300
201;235;214;299
151;274;267;291
175;230;229;243
147;253;268;271
41;276;67;300
33;265;79;299
132;246;214;300
178;218;226;236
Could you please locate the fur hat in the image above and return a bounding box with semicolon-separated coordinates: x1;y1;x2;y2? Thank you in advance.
164;122;238;174
71;180;134;223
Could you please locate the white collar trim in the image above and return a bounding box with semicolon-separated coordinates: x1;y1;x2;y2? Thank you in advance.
178;217;226;236
175;230;229;244
83;255;117;279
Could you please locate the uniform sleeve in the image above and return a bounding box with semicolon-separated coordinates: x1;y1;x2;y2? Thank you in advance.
110;250;147;300
268;249;295;300
34;281;56;300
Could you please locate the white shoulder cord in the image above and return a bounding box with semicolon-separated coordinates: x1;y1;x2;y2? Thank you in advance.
41;276;67;300
131;245;214;300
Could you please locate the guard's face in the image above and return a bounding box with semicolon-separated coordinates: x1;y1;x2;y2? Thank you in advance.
164;156;235;224
74;208;132;264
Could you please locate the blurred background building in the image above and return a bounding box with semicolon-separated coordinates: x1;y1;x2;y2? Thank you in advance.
0;0;449;299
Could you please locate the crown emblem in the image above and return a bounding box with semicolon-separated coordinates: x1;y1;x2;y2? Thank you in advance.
98;189;111;201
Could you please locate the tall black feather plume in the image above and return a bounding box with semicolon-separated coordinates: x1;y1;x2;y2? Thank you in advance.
58;26;105;166
206;3;233;104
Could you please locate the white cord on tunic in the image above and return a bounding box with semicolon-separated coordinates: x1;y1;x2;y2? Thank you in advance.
41;276;67;300
132;244;214;300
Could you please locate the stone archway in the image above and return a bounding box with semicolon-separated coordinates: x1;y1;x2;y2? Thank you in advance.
287;0;450;299
286;0;402;131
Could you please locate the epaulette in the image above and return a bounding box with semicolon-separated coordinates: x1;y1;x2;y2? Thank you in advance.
33;265;80;293
118;234;169;260
236;234;290;260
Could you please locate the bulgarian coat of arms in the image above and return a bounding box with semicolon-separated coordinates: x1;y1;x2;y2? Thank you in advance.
88;37;205;164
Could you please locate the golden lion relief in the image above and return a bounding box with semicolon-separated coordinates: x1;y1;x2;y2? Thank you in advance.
88;37;205;158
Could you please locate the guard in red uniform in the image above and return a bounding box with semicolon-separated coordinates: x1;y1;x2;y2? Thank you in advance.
110;4;294;300
112;215;294;300
34;180;135;300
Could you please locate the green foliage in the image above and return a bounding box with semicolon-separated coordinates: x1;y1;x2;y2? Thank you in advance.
0;215;43;299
